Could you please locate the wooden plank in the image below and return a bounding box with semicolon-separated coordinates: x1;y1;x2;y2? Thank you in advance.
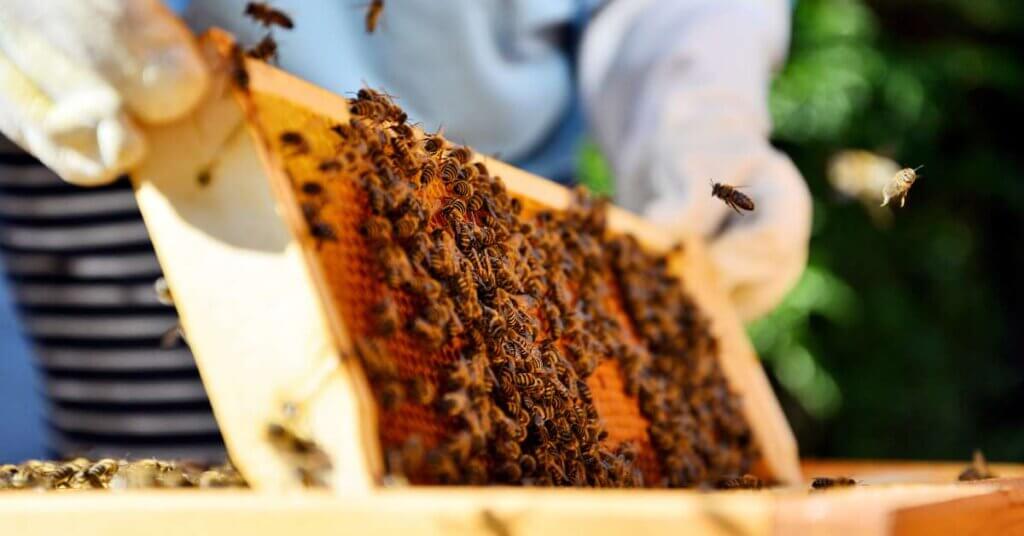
3;463;1023;535
892;480;1024;535
0;488;772;536
801;459;1024;485
132;32;377;492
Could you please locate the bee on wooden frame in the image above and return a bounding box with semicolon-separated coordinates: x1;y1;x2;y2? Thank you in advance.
247;33;279;63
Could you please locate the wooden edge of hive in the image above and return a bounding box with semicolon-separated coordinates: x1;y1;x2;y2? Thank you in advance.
131;29;381;492
210;28;799;486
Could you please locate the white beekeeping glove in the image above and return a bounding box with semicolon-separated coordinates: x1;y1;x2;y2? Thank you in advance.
0;0;208;186
582;0;811;321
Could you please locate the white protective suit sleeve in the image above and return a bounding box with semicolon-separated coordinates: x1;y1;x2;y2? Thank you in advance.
581;0;811;321
0;0;208;186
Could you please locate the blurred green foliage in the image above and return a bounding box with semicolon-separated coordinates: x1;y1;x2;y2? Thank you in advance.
761;0;1024;461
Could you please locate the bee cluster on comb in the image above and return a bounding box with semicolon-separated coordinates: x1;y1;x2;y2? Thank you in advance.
265;88;758;487
0;459;246;491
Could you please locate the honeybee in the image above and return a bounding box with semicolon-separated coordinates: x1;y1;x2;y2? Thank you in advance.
440;158;460;183
245;2;294;29
412;317;445;347
303;217;335;242
247;34;278;62
365;0;384;33
715;474;763;490
880;165;923;208
423;135;446;155
152;277;174;306
710;181;755;214
440;389;470;417
444;198;467;220
408;376;436;405
196;168;212;187
958;449;995;481
371;296;400;335
810;476;856;490
350;100;389;121
84;459;120;488
318;159;342;172
279;131;309;154
448;146;473;165
301;181;323;195
451;179;473;199
229;44;251;91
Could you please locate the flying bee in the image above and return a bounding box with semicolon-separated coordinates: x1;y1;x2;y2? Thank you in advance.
881;165;923;208
245;2;294;29
365;0;384;33
247;33;278;62
710;180;755;214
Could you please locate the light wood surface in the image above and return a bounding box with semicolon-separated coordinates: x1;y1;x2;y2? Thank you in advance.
132;33;376;492
132;29;797;491
2;462;1023;536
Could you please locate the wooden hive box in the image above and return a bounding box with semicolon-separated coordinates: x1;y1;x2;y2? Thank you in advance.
124;29;799;491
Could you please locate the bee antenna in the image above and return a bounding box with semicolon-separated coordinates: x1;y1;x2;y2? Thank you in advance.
913;165;924;172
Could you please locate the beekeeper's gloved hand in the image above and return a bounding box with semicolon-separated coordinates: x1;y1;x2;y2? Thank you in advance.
0;0;208;186
582;0;811;321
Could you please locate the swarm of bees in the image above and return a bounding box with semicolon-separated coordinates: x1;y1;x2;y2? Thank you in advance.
269;87;758;488
0;459;246;491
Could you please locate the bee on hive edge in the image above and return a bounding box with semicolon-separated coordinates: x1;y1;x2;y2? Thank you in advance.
958;449;995;482
245;2;294;30
246;33;279;63
810;476;856;490
710;180;755;214
880;165;923;208
365;0;384;33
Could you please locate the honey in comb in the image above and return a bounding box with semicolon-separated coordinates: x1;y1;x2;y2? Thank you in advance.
262;88;758;487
